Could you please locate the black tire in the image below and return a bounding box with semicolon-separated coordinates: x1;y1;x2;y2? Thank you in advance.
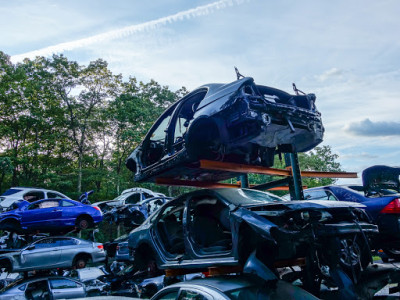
0;220;22;233
76;216;93;230
74;257;87;269
337;236;370;281
133;246;161;277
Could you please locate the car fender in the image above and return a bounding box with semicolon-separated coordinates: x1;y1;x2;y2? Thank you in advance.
231;207;277;243
0;215;21;224
0;256;14;272
186;116;228;150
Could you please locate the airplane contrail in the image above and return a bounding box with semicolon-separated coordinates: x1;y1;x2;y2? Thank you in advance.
11;0;245;62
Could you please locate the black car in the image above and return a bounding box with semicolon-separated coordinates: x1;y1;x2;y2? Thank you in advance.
128;188;377;284
126;77;324;182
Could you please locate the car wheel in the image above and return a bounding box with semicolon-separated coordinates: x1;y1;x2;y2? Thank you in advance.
76;216;93;230
0;220;22;233
337;236;369;281
382;248;400;261
74;258;87;269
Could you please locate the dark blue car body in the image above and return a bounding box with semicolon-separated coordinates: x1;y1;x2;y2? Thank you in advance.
303;185;400;250
0;198;102;233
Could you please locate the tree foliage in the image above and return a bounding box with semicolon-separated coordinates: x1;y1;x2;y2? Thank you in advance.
0;50;341;203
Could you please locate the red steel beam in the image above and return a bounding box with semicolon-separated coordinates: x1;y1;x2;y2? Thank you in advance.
200;160;357;178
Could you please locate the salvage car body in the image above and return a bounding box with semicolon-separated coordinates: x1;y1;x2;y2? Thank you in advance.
0;276;86;299
0;198;102;233
151;274;318;300
0;236;105;272
303;165;400;257
126;77;324;182
94;187;166;213
105;196;172;228
128;189;377;277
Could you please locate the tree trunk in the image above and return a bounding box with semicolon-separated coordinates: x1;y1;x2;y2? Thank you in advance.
78;152;82;193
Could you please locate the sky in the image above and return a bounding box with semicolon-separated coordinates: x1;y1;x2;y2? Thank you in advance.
1;0;400;183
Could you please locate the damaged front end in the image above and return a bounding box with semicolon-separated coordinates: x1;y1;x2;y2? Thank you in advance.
219;80;324;156
243;201;378;285
362;165;400;196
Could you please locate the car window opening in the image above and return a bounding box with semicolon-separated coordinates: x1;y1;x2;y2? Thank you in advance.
156;202;185;255
189;196;232;254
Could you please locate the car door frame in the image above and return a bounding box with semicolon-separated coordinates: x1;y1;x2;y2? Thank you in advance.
150;197;187;263
140;102;179;169
184;192;234;260
165;88;208;156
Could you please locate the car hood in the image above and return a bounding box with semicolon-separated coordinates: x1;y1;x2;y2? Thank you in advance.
244;199;365;210
76;267;105;281
362;165;400;194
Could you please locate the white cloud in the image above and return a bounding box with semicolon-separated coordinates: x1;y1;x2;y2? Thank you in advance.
10;0;245;63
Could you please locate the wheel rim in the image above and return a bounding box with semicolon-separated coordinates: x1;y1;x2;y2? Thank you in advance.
339;238;361;267
79;219;89;229
76;260;86;269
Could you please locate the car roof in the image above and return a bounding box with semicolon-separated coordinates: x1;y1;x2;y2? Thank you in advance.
168;275;257;293
177;188;285;206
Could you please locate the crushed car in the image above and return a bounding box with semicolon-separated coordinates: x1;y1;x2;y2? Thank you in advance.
70;267;110;296
126;76;324;182
128;188;377;290
94;187;166;213
303;165;400;260
104;196;171;228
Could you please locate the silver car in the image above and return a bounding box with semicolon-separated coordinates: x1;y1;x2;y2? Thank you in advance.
0;236;105;272
0;276;86;299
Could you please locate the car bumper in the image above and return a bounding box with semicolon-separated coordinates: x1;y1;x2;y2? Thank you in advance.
92;250;106;263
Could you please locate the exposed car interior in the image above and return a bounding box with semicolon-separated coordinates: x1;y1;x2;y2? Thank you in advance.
25;279;50;300
188;196;232;254
156;201;185;255
172;90;207;153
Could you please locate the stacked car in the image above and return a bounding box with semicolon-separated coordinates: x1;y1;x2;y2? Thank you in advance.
0;75;399;299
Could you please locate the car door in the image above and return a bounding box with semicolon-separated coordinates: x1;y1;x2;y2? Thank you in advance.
49;278;85;299
186;195;233;259
166;89;207;155
152;198;186;261
21;200;62;229
58;237;80;266
140;103;177;168
20;238;62;269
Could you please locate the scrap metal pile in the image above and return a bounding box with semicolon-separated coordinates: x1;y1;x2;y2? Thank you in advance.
0;72;400;299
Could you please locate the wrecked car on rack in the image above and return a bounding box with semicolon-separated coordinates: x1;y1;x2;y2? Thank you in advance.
128;188;377;288
126;76;324;182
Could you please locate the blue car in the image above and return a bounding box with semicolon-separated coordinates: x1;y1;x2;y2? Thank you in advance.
303;165;400;259
0;198;102;233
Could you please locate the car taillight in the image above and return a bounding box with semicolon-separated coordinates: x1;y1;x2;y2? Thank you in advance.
381;198;400;214
94;206;101;211
116;246;119;250
97;245;104;250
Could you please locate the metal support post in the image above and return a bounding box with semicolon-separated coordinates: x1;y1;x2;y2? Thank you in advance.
240;174;249;188
284;152;304;200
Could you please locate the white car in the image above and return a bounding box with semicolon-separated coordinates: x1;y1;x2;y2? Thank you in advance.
0;187;70;211
93;187;165;212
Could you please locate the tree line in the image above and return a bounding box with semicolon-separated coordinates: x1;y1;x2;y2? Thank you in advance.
0;51;341;202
